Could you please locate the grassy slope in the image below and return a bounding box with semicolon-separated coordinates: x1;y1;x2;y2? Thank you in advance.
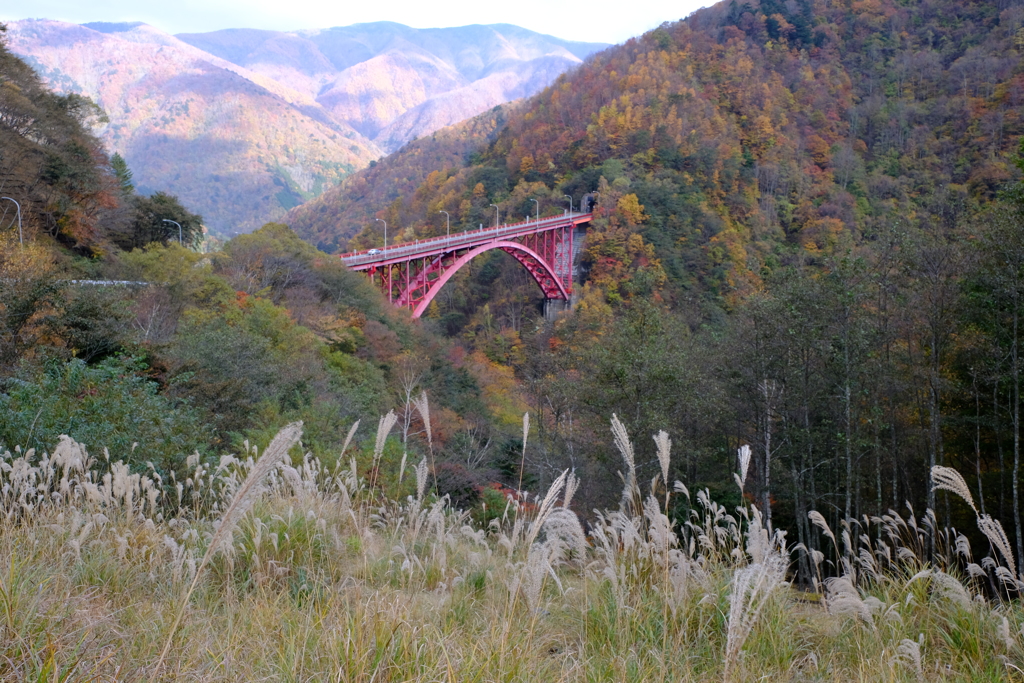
1;423;1021;681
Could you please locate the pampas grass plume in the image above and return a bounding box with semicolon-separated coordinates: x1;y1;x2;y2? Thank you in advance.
931;466;977;514
375;411;397;461
563;470;579;509
894;638;924;682
653;430;671;485
977;514;1016;576
414;390;432;446
611;414;637;508
415;458;428;501
152;421;303;679
611;414;635;475
736;445;751;492
517;412;529;493
340;420;359;459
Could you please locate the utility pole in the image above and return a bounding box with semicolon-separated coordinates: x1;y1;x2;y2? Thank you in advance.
376;218;390;303
439;210;449;244
162;219;182;245
1;197;22;245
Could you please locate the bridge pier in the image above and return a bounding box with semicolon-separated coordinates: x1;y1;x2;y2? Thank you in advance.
543;298;571;321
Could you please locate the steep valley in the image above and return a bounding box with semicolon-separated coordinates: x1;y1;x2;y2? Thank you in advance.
6;19;605;235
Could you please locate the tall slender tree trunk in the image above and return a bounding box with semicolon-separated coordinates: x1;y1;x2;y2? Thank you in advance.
842;304;855;522
974;374;986;515
874;402;883;517
889;342;900;511
996;383;1006;522
760;379;778;526
809;426;818;534
1013;290;1021;571
795;358;814;585
763;409;772;525
845;382;853;519
792;450;809;584
927;327;941;516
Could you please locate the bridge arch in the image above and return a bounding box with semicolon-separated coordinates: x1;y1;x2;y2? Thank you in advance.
410;240;569;318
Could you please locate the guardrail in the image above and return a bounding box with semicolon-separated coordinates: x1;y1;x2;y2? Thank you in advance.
1;279;151;287
66;280;150;287
340;212;592;268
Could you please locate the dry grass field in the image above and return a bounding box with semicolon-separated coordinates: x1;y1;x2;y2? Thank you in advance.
1;416;1022;682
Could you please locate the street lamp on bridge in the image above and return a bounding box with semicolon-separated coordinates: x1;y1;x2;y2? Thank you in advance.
1;197;22;246
530;198;539;224
489;203;499;228
564;194;573;214
375;218;390;303
375;218;387;256
162;219;182;245
439;210;449;243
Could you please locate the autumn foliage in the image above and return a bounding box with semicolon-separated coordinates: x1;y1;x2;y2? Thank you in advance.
287;0;1023;307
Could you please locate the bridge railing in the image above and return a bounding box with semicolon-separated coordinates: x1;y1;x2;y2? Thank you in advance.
340;212;591;268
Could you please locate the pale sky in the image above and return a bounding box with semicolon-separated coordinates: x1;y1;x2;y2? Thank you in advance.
3;0;711;45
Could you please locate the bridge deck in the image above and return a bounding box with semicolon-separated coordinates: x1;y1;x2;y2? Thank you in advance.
340;212;593;269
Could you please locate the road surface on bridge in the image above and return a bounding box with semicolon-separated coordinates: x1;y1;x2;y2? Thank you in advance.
339;212;592;269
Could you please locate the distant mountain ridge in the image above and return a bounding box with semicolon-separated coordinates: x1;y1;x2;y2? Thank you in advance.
174;23;605;148
6;19;606;235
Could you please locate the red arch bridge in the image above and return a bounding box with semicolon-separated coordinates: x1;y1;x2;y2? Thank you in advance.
340;213;592;318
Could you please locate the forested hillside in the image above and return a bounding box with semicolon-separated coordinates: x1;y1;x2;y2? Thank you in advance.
0;28;521;503
6;19;604;235
291;0;1022;297
8;7;1024;679
13;0;1024;580
285;0;1024;573
0;27;117;252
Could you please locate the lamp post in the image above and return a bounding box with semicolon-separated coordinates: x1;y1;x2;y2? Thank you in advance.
162;219;182;245
530;198;539;224
375;218;387;256
564;194;572;214
1;197;21;246
439;210;449;244
490;203;499;228
591;191;600;215
375;218;389;302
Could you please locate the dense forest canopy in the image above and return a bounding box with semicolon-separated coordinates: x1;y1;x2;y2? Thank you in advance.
289;0;1024;300
0;22;115;251
0;25;513;511
284;0;1024;578
10;7;1024;678
12;0;1024;584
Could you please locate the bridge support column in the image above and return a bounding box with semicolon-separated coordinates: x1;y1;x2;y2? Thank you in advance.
543;298;571;321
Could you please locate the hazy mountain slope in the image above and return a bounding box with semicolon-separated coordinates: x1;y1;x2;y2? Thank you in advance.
374;55;581;153
315;50;466;140
283;103;521;253
286;0;1024;300
8;20;604;236
0;29;120;252
8;19;378;235
176;23;606;151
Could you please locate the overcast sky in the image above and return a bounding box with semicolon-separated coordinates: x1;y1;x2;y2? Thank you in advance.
3;0;711;45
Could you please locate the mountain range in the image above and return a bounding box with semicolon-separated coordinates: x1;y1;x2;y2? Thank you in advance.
5;19;605;235
284;0;1024;301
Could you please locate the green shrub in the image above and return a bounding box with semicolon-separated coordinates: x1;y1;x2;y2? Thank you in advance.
0;355;212;474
